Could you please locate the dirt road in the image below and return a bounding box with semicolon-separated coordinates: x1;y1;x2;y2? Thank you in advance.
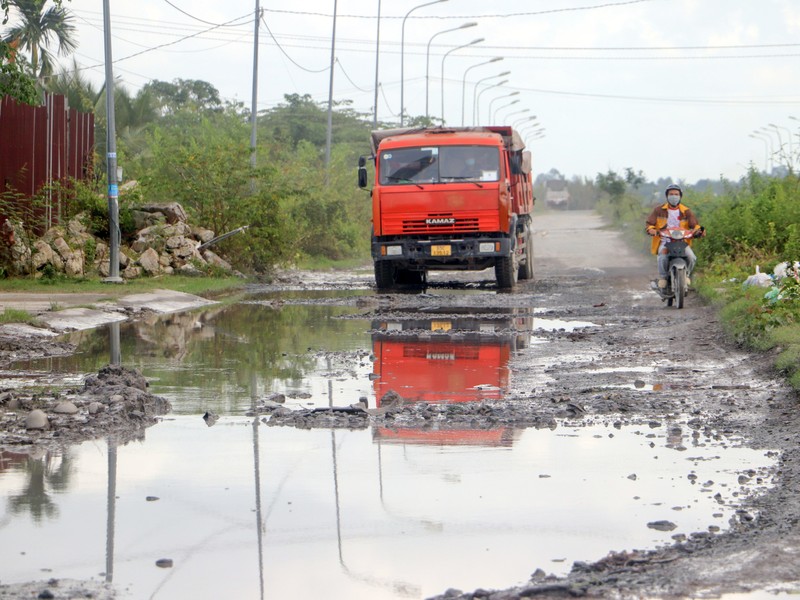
2;211;800;599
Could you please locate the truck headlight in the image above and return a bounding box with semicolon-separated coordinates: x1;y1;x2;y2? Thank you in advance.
479;242;495;253
386;245;402;256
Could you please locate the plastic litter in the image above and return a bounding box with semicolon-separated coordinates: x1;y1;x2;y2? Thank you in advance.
743;265;773;288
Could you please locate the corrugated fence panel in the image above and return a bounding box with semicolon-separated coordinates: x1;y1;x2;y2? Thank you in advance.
0;94;95;233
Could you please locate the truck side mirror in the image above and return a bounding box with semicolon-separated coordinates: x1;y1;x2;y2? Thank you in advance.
357;156;368;189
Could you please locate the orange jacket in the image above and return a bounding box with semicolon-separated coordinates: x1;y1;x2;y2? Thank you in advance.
645;203;701;254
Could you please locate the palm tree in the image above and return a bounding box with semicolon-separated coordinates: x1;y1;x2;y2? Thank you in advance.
3;0;77;80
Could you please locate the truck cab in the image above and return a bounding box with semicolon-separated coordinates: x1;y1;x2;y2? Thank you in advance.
359;127;534;290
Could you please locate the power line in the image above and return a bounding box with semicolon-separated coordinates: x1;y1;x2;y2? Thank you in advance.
72;11;800;59
73;11;250;55
478;81;800;106
261;0;659;20
260;14;328;73
379;83;399;117
335;58;370;93
162;0;232;27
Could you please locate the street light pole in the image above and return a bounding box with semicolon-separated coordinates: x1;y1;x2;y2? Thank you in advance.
473;71;509;125
492;99;519;123
512;114;537;129
401;0;448;126
372;0;381;129
425;22;477;120
755;129;775;172
475;77;508;126
769;122;794;167
503;108;529;123
324;0;338;180
749;134;769;172
440;37;483;125
487;90;519;123
460;56;502;126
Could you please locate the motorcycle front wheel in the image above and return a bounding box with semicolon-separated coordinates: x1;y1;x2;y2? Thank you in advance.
674;269;686;308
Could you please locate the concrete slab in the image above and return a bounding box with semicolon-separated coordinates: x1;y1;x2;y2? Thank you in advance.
0;293;112;314
38;307;129;332
0;289;218;334
116;289;217;314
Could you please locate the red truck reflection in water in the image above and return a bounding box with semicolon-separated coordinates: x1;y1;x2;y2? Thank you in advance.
370;312;530;446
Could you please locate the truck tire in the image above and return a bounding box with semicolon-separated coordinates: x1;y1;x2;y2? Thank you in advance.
518;230;534;281
495;254;518;289
375;261;396;290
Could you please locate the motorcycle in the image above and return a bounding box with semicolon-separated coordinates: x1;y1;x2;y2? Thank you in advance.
650;227;704;309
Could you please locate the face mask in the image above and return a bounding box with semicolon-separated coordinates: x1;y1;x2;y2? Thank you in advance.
667;195;680;206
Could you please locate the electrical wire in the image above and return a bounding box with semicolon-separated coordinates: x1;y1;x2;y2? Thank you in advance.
73;11;251;55
335;58;370;93
260;13;328;73
80;12;254;70
162;0;237;28
262;0;658;20
379;83;399;117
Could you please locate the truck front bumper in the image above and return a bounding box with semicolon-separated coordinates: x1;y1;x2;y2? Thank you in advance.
372;236;513;269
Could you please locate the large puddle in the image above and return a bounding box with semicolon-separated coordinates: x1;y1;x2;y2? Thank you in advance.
1;295;778;598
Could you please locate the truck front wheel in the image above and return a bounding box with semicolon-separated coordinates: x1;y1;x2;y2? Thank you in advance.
375;261;396;290
518;230;534;281
495;254;518;289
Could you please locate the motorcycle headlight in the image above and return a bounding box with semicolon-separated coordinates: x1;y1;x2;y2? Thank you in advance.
670;230;685;240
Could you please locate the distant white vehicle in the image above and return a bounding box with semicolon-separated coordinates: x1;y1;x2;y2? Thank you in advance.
544;179;570;209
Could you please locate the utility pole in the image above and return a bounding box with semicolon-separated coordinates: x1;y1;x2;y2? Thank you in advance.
372;0;381;129
102;0;121;283
325;0;338;181
250;0;260;173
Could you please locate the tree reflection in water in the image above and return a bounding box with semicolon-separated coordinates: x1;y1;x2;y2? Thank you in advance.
8;450;73;522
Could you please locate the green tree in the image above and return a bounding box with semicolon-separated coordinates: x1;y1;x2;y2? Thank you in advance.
595;170;627;199
0;37;36;103
2;0;77;80
141;78;222;116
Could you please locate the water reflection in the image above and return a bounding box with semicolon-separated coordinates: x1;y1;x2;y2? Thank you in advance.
0;417;779;599
370;310;530;447
18;303;372;414
5;450;73;522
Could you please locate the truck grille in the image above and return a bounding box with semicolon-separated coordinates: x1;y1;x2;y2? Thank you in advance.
403;216;480;234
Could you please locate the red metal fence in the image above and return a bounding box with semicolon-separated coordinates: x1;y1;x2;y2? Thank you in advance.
0;93;95;232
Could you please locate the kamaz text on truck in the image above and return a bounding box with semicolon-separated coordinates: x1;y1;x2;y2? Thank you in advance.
357;126;535;290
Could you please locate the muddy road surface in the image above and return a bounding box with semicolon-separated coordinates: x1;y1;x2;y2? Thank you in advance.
1;210;800;600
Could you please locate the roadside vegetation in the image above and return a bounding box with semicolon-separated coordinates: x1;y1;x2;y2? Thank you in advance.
3;3;800;387
583;165;800;390
0;307;37;325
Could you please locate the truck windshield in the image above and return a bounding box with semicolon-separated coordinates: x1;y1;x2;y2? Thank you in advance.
379;146;499;185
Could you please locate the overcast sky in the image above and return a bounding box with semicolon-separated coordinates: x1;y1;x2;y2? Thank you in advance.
13;0;800;183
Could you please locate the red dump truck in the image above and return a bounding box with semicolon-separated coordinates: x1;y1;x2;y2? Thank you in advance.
357;126;535;290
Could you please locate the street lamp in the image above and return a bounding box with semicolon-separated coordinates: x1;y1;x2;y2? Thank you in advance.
472;71;511;125
503;108;529;123
487;90;519;123
512;115;537;129
492;99;519;122
441;37;484;125
401;0;448;126
460;57;502;126
426;22;477;119
755;129;775;171
769;122;794;166
748;134;769;172
475;78;508;126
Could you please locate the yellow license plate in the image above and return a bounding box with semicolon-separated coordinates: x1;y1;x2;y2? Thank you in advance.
431;321;452;332
431;245;451;256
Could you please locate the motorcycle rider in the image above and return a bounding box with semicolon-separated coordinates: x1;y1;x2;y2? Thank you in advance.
645;184;704;290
